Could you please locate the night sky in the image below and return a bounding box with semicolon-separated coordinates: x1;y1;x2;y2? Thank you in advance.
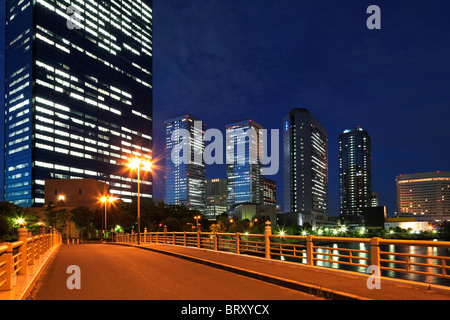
1;1;450;217
153;0;450;216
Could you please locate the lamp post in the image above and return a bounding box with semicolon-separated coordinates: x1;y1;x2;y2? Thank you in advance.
194;215;201;231
101;196;116;241
128;158;152;245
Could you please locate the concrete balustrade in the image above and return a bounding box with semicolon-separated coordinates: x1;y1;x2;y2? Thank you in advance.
66;238;83;245
0;227;62;291
115;221;450;284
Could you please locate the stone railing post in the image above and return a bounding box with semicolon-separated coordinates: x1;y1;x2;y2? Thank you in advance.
306;235;315;266
0;243;13;291
197;230;201;248
18;227;28;275
39;226;45;255
265;221;271;259
370;237;381;268
28;237;35;266
164;225;167;244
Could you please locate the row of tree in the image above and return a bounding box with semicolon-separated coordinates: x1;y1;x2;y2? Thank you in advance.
0;200;209;241
0;199;275;242
2;199;450;241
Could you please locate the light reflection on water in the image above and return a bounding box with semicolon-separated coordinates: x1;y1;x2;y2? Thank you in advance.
271;242;450;287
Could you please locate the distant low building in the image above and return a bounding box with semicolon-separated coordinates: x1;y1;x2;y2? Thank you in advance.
384;217;429;233
234;203;277;227
205;178;227;220
362;206;387;230
45;179;109;209
263;178;276;206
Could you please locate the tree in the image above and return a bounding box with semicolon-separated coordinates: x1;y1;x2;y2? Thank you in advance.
44;205;71;233
71;207;94;239
162;216;182;232
113;201;136;233
442;222;450;241
0;201;39;241
0;215;11;242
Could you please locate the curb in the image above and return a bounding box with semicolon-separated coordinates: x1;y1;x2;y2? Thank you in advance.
20;243;62;300
110;242;367;300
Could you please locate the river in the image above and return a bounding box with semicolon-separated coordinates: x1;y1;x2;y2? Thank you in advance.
275;242;450;287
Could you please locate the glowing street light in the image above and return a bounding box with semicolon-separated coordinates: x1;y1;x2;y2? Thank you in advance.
194;215;201;231
101;196;117;241
127;157;152;245
16;218;26;227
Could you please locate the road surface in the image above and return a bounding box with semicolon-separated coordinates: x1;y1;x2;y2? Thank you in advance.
27;244;321;300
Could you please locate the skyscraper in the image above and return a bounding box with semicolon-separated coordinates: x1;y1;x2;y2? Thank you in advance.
283;108;328;226
164;114;206;213
2;0;153;206
339;127;372;216
226;118;263;211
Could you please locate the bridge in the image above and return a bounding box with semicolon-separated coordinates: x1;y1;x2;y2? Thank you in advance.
2;222;450;302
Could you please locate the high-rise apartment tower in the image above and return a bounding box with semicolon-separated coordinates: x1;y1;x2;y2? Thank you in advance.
283;108;328;225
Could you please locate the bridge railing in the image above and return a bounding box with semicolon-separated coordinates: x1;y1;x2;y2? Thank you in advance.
115;222;450;283
0;227;62;291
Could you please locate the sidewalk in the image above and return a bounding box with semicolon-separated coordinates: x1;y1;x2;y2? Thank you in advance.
0;244;61;300
116;242;450;300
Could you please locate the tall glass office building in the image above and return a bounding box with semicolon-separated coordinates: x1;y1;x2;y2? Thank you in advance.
164;114;206;213
339;127;372;216
226;119;263;211
283;109;328;225
2;0;153;206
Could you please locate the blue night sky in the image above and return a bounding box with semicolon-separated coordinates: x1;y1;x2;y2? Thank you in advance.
1;1;450;216
152;0;450;216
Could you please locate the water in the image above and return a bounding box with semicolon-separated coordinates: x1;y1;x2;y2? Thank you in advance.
272;242;450;287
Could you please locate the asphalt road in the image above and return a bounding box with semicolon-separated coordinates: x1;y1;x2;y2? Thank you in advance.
27;244;321;300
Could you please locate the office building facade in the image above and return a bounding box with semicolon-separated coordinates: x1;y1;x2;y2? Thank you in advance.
263;177;276;206
205;178;227;220
283;108;328;226
2;0;153;206
165;114;206;213
396;171;450;220
226;119;264;211
339;127;372;216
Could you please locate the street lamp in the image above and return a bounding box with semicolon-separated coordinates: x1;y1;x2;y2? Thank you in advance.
101;196;117;241
127;157;152;245
194;215;201;231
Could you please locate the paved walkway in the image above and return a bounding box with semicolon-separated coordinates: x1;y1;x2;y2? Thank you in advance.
115;242;450;300
0;244;61;300
3;241;450;300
